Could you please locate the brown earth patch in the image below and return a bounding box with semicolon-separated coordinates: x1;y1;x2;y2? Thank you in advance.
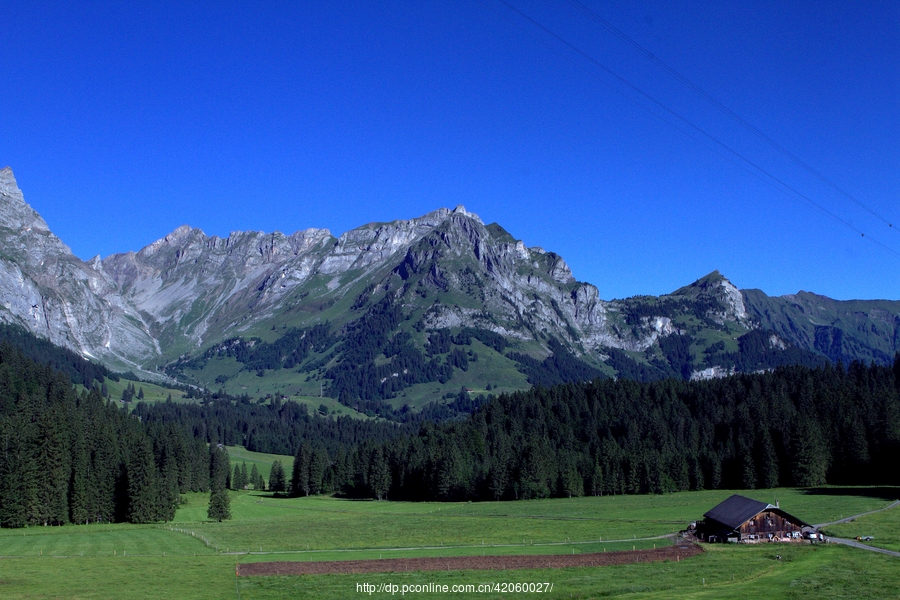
238;544;702;576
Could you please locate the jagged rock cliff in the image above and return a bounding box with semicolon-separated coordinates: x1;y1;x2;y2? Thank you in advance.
0;167;157;370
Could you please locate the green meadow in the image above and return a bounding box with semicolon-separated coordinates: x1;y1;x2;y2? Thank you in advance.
822;503;900;552
0;487;897;599
224;445;294;483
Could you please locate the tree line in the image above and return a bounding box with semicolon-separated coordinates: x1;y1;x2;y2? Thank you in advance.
320;358;900;501
0;342;226;527
4;325;900;526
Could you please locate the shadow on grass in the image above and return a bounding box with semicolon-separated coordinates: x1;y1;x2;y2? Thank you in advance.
247;492;378;502
799;486;900;501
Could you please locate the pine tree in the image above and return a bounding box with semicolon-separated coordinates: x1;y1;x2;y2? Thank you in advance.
368;447;391;500
154;430;180;521
269;460;287;493
207;445;231;521
208;488;231;521
291;442;312;496
240;462;249;490
249;463;261;490
0;414;37;527
126;435;161;523
308;446;329;495
68;428;90;524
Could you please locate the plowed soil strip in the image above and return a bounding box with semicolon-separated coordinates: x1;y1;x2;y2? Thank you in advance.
238;544;702;576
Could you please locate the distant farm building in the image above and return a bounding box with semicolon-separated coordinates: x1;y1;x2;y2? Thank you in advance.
697;494;812;543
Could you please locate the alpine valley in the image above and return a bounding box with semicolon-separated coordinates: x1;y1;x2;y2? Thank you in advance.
2;166;899;417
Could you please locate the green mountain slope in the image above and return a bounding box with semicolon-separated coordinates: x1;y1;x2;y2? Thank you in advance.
2;168;900;419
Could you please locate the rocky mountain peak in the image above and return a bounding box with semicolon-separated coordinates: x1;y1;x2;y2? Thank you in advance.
670;270;748;323
451;204;482;224
0;167;51;233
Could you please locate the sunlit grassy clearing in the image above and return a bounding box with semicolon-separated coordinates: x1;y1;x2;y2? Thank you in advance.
224;539;663;563
2;540;897;599
236;544;900;600
0;487;897;599
224;445;293;482
0;555;236;599
429;487;893;525
0;523;215;558
101;377;187;404
170;487;897;556
172;492;677;553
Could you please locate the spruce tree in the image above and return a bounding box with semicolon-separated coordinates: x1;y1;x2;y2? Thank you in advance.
207;445;231;521
68;429;90;524
126;435;161;523
291;442;312;496
269;460;286;493
208;488;231;521
368;447;391;500
240;462;249;490
249;463;261;490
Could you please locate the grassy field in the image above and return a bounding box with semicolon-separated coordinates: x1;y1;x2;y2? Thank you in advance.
822;502;900;552
0;487;897;598
237;544;900;600
224;446;294;483
78;377;195;405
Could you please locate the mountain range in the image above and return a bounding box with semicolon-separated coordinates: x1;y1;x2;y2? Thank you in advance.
2;166;899;414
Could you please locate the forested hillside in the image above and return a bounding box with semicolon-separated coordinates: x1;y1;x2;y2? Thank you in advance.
3;319;900;527
0;342;210;527
134;395;408;457
0;323;111;387
328;359;900;501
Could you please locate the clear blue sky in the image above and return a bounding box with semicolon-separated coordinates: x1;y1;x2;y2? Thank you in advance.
2;1;898;300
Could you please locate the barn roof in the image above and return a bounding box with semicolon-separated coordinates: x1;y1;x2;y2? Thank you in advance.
704;494;774;530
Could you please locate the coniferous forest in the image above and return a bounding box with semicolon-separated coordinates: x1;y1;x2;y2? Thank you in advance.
331;359;900;501
0;342;211;527
1;326;900;527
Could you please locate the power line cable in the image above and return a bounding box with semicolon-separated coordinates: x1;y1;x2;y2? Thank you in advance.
565;0;897;233
480;0;899;256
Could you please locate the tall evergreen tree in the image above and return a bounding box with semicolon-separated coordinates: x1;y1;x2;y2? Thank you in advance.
291;442;312;496
232;464;243;490
269;459;287;493
368;447;391;500
126;434;161;523
240;462;249;490
207;445;231;521
249;463;262;490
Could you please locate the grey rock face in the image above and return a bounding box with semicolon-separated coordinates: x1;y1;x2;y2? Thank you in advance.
2;167;899;383
0;168;158;371
0;169;625;373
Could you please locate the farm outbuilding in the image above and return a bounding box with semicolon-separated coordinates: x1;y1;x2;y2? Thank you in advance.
697;494;811;543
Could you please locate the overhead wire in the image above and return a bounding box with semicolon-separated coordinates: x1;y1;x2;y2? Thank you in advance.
480;0;900;256
565;0;897;233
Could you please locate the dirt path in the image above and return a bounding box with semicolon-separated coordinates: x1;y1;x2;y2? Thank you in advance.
825;536;900;558
238;544;702;576
813;500;900;529
815;499;900;558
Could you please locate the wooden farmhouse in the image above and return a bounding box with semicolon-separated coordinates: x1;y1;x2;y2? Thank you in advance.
697;494;811;543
